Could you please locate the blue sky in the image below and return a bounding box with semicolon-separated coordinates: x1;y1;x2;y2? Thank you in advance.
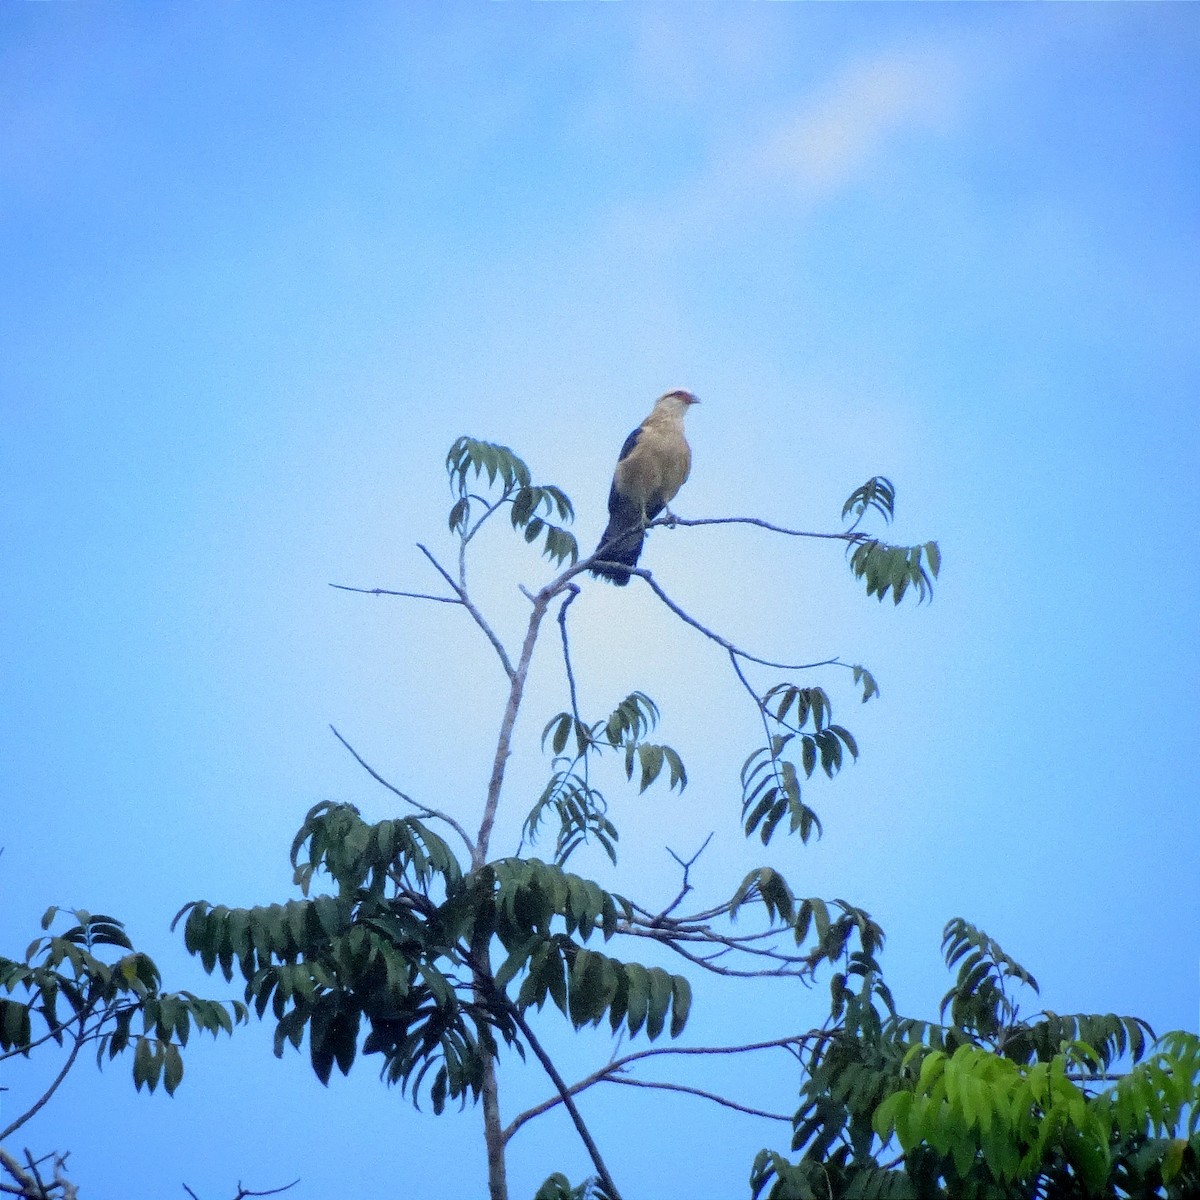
2;4;1198;1198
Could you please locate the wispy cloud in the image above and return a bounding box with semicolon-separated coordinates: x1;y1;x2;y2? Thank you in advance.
603;46;964;252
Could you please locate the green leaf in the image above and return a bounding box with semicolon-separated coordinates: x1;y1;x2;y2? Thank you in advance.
163;1041;184;1095
669;974;691;1038
645;967;673;1041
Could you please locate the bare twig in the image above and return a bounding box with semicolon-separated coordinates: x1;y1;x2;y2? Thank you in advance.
328;583;461;604
556;586;584;740
650;834;713;924
667;515;866;543
232;1182;300;1199
505;1033;827;1143
506;1005;622;1200
329;725;475;855
182;1182;299;1200
606;1075;791;1122
418;543;516;681
633;569;839;673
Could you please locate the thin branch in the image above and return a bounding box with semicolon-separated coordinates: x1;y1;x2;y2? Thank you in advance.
328;583;461;605
21;1154;45;1200
233;1183;301;1199
329;725;475;856
556;586;584;741
417;543;516;681
183;1183;300;1200
606;1075;791;1122
623;932;812;980
668;515;866;543
506;1005;622;1200
505;1033;826;1143
0;1012;87;1142
647;834;713;925
633;569;839;673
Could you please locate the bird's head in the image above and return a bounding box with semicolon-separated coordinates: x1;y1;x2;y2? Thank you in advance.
656;389;701;416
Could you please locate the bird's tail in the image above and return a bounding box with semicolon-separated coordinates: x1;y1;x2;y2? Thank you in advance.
590;520;644;586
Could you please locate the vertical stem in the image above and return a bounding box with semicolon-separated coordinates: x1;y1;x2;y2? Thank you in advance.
481;1049;509;1200
473;592;550;870
472;586;554;1198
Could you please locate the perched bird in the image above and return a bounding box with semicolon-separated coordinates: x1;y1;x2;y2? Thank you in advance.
590;389;700;585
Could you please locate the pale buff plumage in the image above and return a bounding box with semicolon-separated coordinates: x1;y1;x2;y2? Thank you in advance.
591;390;699;585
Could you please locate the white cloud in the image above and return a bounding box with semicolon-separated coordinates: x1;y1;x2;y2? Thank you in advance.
603;45;964;252
753;53;958;197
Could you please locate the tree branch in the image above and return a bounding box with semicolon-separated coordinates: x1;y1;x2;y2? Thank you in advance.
632;569;839;673
0;1011;87;1142
506;1005;622;1200
474;583;556;870
505;1033;826;1143
605;1075;792;1122
668;515;866;543
328;725;475;856
418;543;516;681
328;583;461;605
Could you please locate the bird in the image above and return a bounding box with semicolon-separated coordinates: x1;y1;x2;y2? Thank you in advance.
590;389;700;585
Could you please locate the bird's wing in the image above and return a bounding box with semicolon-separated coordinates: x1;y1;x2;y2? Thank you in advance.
607;425;644;513
616;426;642;462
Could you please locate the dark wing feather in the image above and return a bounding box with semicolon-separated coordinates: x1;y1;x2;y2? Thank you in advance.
607;425;643;516
592;424;648;585
615;426;642;462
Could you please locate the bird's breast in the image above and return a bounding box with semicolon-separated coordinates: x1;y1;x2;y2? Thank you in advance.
614;422;691;505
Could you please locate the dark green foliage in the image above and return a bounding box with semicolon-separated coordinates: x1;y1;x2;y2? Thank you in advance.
839;477;939;605
175;802;510;1111
851;664;880;703
527;692;686;866
842;476;896;526
446;436;578;568
740;684;858;846
178;803;692;1114
847;539;940;605
0;908;246;1100
483;858;689;1039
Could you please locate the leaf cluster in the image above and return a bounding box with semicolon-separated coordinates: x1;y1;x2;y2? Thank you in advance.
533;1173;614;1200
528;692;686;866
839;476;939;605
446;437;578;568
484;857;691;1040
753;919;1198;1199
175;802;497;1111
740;685;859;846
177;801;696;1116
1;908;246;1101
